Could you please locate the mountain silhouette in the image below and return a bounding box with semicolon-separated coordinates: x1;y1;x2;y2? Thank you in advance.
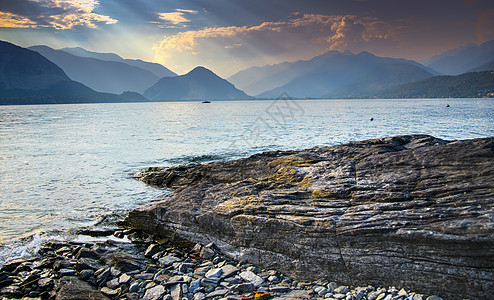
29;45;160;94
426;40;494;75
61;47;176;78
144;67;250;100
247;51;436;98
0;40;148;105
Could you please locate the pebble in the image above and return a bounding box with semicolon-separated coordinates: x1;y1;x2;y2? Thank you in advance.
0;229;443;300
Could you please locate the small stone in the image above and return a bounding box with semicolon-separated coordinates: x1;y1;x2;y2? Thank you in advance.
200;246;215;260
59;268;76;276
194;292;206;300
134;273;154;280
159;256;181;267
426;296;443;300
129;282;140;292
333;294;347;300
268;275;280;283
269;284;291;293
220;264;239;278
205;268;223;278
314;286;330;296
235;283;254;293
201;277;220;287
327;282;337;292
143;284;166;300
246;266;261;274
239;270;264;287
101;287;120;297
106;277;120;289
206;288;228;298
144;244;161;258
79;269;94;280
189;279;202;294
334;286;350;294
170;283;183;300
119;273;132;284
38;277;54;290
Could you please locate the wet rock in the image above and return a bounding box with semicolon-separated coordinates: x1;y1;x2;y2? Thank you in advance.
123;135;494;300
159;256;181;267
54;276;110;300
100;252;146;273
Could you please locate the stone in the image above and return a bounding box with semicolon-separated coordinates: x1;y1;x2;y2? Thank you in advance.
199;247;215;260
205;268;223;278
106;278;120;289
194;292;206;300
143;285;166;300
79;269;94;280
144;244;161;258
315;286;330;296
220;264;239;278
334;286;350;294
269;284;291;293
129;282;140;293
201;277;220;287
426;296;443;300
55;276;110;300
170;284;182;300
100;287;120;297
100;252;146;273
239;271;264;287
159;256;181;267
206;288;228;298
235;282;254;293
268;275;280;283
119;273;132;284
124;135;494;300
38;277;54;290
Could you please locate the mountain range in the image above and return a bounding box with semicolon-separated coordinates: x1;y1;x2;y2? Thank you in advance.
1;38;493;105
425;40;494;75
0;41;147;105
28;45;168;94
144;67;250;101
228;50;439;98
377;71;494;98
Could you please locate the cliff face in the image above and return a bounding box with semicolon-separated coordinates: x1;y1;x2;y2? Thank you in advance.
123;135;494;299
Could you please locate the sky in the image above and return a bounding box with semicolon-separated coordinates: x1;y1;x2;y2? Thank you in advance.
0;0;493;77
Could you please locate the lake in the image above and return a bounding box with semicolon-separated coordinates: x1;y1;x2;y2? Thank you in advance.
0;98;493;263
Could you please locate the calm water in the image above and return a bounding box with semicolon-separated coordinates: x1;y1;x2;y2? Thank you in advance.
0;98;493;261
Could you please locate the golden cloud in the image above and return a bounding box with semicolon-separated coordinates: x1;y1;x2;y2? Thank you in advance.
154;14;394;63
0;12;37;28
0;0;117;29
156;9;198;27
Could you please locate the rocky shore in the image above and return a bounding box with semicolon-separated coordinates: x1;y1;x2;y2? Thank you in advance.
1;135;492;299
123;135;494;300
0;229;442;300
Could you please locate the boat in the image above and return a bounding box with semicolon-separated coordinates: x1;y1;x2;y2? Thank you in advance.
202;100;211;103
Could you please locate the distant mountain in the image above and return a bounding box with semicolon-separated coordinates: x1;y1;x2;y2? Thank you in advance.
324;63;434;98
426;40;494;75
0;40;148;105
469;58;494;72
61;47;176;78
252;51;437;98
29;45;160;94
376;71;494;98
144;66;251;101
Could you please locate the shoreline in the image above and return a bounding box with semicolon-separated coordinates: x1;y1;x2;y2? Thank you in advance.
0;228;443;300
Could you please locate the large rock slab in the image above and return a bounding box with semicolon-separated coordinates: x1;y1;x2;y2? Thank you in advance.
123;135;494;299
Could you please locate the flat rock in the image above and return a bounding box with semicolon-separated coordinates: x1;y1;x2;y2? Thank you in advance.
55;276;110;300
123;135;494;300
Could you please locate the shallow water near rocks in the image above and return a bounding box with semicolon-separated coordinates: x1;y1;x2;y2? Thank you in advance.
0;98;493;263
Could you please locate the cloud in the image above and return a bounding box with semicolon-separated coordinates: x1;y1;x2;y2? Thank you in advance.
153;14;396;74
0;12;37;28
155;9;198;27
0;0;117;29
